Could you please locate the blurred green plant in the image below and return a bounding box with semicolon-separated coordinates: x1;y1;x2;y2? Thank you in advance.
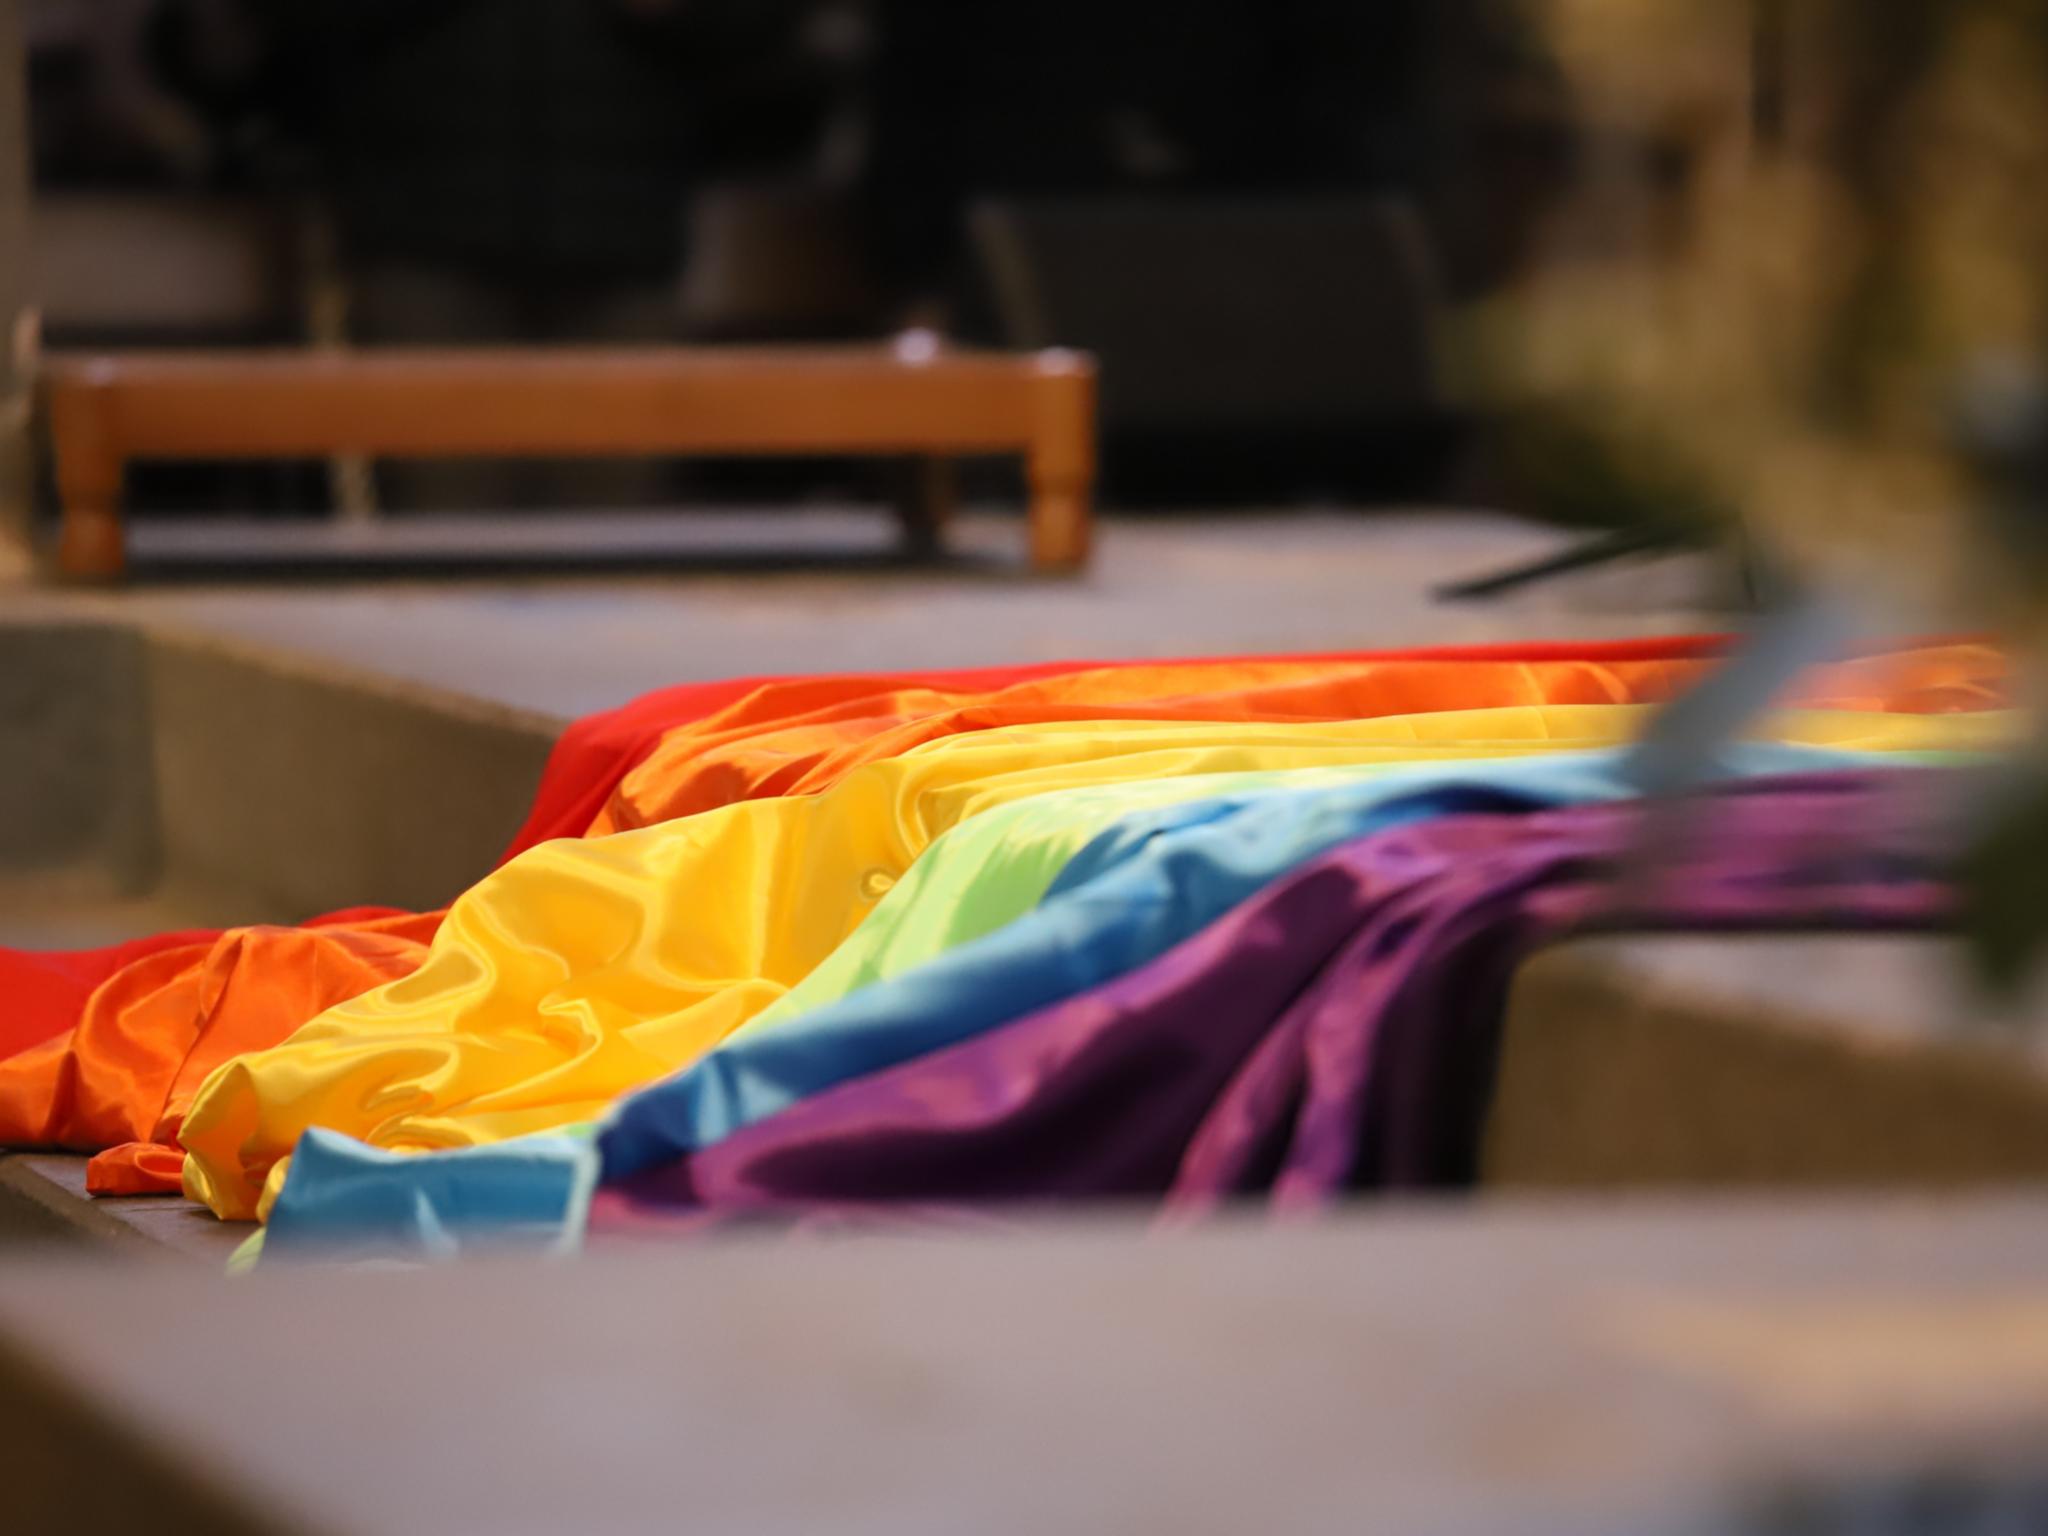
1491;0;2048;999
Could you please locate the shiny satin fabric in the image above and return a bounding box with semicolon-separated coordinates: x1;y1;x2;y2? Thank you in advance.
184;699;1950;1222
264;737;1990;1261
727;696;1990;1034
261;754;1960;1260
587;773;1952;1237
0;635;1990;1067
0;641;1751;1073
591;643;2003;834
235;708;1998;1253
259;766;1425;1258
749;762;1445;1033
0;654;1127;1070
0;681;748;1071
215;702;2013;1227
499;656;1176;861
0;927;225;1068
0;639;2001;1208
591;727;1999;1188
270;1129;601;1260
558;634;1757;841
0;911;442;1192
12;645;1566;1186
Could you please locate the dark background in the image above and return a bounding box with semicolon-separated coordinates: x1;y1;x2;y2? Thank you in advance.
23;0;1580;513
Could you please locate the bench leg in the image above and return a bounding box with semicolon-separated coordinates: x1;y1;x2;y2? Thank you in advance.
1026;359;1096;573
55;476;125;580
890;454;955;559
1027;476;1090;573
50;387;125;581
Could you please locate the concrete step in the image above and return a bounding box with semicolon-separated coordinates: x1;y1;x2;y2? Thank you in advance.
1489;936;2048;1191
0;614;559;926
4;1198;2048;1534
1;613;559;1260
0;1154;245;1261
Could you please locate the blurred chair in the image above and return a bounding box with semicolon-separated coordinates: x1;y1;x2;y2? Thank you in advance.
967;195;1450;504
30;191;327;523
679;181;878;343
32;192;296;345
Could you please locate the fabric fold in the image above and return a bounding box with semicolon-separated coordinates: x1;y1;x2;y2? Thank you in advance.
589;773;1950;1238
259;744;1977;1260
27;644;1638;1185
202;703;1834;1218
594;732;1990;1187
0;635;2005;1228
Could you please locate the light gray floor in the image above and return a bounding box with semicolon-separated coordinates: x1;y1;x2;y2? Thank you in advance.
29;508;1734;717
8;1196;2048;1535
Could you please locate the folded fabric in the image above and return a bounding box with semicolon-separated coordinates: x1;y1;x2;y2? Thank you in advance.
250;747;1826;1254
246;763;1469;1256
7;636;1991;1075
0;910;441;1180
587;771;1950;1237
3;638;1995;1213
12;638;1989;1056
549;635;1756;840
259;740;1984;1259
498;658;1122;863
17;646;1541;1185
0;659;1086;1073
0;639;1773;1130
199;700;1846;1219
591;641;2000;832
267;1129;600;1260
748;762;1430;1033
0;676;763;1069
0;926;238;1070
594;726;1995;1186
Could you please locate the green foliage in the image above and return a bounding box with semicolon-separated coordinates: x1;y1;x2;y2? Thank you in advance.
1958;766;2048;1002
1497;407;1730;534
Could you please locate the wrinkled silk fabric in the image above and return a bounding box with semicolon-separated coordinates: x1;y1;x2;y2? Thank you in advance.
1;642;1995;1077
169;703;1703;1217
0;910;439;1180
497;659;1126;863
270;1129;601;1260
0;678;751;1071
591;642;2001;833
177;700;2002;1222
724;640;1996;1031
568;633;1766;838
253;761;1563;1254
0;656;1120;1071
587;773;1951;1237
589;643;1998;835
591;728;1998;1187
517;633;1929;853
17;645;1610;1188
0;637;1997;1206
0;928;227;1070
257;739;1985;1259
0;641;1761;1149
747;763;1445;1033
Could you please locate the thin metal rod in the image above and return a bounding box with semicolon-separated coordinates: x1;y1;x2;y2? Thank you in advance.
1433;525;1696;602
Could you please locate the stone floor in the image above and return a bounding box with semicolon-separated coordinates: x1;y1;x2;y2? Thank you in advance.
5;508;2046;1528
8;1195;2048;1535
18;507;1736;716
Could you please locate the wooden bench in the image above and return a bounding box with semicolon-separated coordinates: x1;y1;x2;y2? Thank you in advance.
42;344;1098;579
